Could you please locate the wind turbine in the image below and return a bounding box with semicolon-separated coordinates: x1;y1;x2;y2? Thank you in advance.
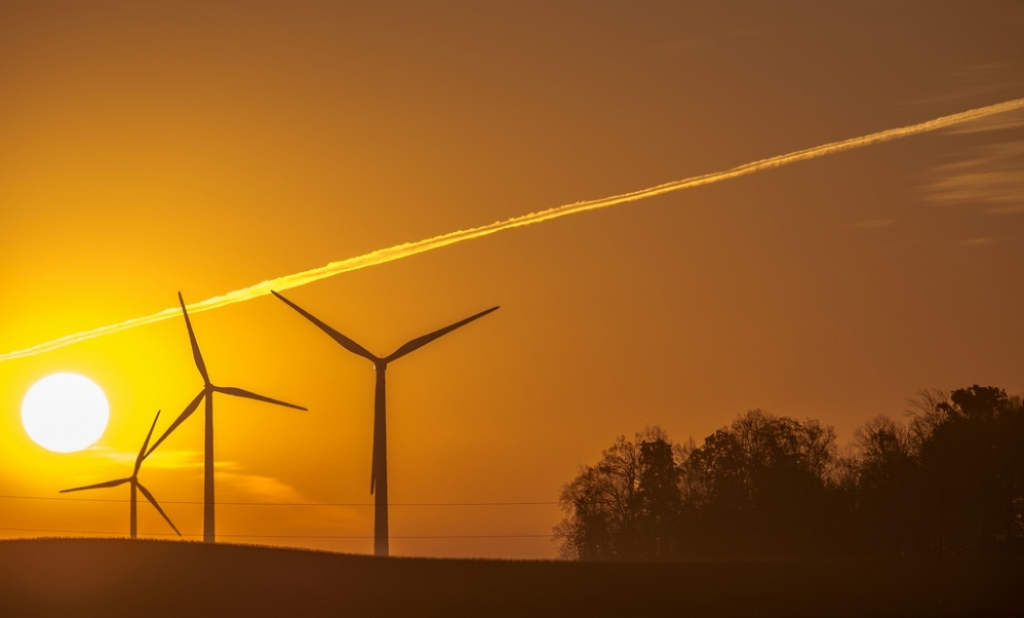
61;411;180;539
272;290;498;557
146;292;306;544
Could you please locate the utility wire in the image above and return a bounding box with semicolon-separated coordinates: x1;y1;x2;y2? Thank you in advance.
0;494;559;506
0;526;554;539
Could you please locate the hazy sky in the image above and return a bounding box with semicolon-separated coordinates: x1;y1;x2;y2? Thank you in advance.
2;1;1022;558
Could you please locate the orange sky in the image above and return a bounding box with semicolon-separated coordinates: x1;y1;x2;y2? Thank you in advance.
2;1;1023;559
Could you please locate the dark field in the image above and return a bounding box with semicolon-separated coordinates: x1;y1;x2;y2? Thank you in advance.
0;539;1022;617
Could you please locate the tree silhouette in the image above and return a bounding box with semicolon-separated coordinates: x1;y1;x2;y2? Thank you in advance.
917;385;1024;556
850;415;920;555
679;410;838;557
555;427;682;560
556;387;1024;561
636;428;683;558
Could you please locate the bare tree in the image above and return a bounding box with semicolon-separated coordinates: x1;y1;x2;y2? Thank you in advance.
905;388;950;449
555;427;681;560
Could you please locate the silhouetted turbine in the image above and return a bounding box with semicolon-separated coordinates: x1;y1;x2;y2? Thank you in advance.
61;411;180;539
273;290;498;557
146;292;306;544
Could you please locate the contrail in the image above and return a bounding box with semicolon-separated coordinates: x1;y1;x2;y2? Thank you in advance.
3;97;1023;363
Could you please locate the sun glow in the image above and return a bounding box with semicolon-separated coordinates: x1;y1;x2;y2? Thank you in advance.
21;373;110;453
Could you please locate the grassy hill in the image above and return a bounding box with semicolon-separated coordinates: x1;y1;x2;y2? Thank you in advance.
1;539;1022;617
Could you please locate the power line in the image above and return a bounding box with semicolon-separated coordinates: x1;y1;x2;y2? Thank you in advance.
0;494;559;507
0;526;554;539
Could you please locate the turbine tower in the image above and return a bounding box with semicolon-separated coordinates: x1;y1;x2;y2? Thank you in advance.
61;411;180;539
272;290;498;557
146;292;306;544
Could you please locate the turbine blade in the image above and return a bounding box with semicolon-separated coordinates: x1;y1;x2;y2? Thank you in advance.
60;477;132;493
272;291;378;362
137;482;181;536
214;386;307;411
179;292;210;385
146;391;204;457
386;306;499;362
136;410;162;472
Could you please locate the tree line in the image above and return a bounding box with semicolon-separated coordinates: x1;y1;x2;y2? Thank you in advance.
554;385;1024;560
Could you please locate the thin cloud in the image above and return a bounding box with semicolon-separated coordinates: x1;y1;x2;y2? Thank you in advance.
943;108;1024;135
144;449;206;470
219;471;306;502
130;448;240;471
925;141;1024;212
86;445;209;469
86;445;137;464
961;237;996;247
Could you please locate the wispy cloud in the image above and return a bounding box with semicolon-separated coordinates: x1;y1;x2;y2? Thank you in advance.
943;109;1024;135
141;450;305;501
143;449;212;470
218;471;306;502
86;444;138;464
73;446;311;508
91;446;242;472
961;237;996;247
924;141;1024;213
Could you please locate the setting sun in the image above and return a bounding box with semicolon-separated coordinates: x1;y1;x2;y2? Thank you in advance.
21;373;109;453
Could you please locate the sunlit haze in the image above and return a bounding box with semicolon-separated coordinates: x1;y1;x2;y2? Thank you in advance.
1;1;1022;560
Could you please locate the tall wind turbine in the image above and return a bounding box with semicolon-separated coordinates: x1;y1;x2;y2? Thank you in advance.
61;411;180;539
146;292;306;544
272;290;498;557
